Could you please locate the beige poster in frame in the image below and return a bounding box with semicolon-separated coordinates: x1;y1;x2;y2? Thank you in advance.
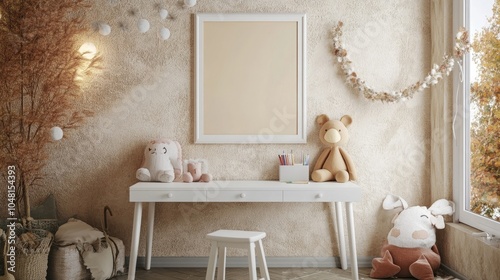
195;13;307;144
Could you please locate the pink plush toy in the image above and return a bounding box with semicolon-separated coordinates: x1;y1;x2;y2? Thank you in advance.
182;159;212;183
136;139;182;183
371;194;454;280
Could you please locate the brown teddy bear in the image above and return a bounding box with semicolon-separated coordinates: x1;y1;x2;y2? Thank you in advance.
311;114;357;183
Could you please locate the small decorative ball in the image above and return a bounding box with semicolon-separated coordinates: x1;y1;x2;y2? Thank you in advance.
159;27;171;40
50;126;63;141
184;0;197;8
99;23;111;36
159;9;169;20
138;19;150;33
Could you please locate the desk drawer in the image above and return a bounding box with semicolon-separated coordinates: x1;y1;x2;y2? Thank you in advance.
131;190;207;202
208;190;282;202
283;190;336;202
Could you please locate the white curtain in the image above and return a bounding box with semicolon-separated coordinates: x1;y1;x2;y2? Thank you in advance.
430;0;454;202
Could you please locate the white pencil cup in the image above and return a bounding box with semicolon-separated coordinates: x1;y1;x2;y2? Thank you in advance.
279;165;309;182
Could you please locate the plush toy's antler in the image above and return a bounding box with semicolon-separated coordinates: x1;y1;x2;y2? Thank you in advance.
429;199;455;216
382;194;408;210
428;199;455;229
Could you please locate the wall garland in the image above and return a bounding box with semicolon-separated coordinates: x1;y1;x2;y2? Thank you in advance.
331;21;471;103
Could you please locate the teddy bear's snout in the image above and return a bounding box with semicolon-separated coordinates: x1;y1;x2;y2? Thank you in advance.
324;129;341;143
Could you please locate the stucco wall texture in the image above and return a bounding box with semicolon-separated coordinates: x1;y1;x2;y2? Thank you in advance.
3;0;432;259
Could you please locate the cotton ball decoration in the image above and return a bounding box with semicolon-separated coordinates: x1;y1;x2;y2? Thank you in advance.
138;19;150;33
98;23;111;36
159;9;169;20
159;27;171;40
184;0;197;8
50;126;63;141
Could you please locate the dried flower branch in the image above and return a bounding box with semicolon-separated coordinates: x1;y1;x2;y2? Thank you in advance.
331;21;470;102
0;0;100;222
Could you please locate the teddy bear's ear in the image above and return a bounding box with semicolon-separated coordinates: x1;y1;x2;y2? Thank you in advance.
316;114;330;126
340;115;353;127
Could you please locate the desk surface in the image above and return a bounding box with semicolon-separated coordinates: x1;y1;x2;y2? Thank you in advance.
130;180;362;203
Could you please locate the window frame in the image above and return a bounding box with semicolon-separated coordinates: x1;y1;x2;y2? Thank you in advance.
452;0;500;237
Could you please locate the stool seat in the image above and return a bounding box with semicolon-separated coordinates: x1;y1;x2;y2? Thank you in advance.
205;229;270;280
206;230;266;243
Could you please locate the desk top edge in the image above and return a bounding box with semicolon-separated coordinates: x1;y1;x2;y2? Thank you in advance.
130;180;361;191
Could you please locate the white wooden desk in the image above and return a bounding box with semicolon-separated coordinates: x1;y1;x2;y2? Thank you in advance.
128;180;362;280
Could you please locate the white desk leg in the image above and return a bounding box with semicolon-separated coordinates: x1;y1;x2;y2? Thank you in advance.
334;201;347;270
128;202;143;280
145;202;156;270
346;202;359;280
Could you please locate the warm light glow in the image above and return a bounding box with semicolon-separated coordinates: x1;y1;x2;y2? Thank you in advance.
75;42;97;82
78;42;97;59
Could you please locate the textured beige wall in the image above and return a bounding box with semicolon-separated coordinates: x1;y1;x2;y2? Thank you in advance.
2;0;432;258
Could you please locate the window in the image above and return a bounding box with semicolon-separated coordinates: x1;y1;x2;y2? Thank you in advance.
453;0;500;237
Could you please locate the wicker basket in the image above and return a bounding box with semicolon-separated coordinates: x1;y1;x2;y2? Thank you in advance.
30;219;60;234
47;236;126;280
12;251;50;280
12;229;53;280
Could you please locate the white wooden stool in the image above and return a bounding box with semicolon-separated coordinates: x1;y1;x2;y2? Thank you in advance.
205;229;270;280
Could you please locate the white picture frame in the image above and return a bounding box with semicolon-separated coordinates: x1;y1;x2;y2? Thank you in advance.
195;13;307;144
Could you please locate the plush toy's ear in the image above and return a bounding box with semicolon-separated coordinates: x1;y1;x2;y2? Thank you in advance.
340;115;353;127
429;199;455;216
316;114;330;126
382;194;409;210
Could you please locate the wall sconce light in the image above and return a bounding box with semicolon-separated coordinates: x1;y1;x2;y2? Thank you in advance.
159;27;171;40
78;42;97;59
98;23;111;36
138;19;150;33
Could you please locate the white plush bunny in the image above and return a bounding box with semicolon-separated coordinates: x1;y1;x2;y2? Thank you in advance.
136;139;182;183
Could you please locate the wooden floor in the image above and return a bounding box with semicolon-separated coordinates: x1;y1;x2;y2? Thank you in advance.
114;267;460;280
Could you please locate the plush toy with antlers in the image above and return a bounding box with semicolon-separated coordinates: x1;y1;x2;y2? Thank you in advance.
370;194;455;280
